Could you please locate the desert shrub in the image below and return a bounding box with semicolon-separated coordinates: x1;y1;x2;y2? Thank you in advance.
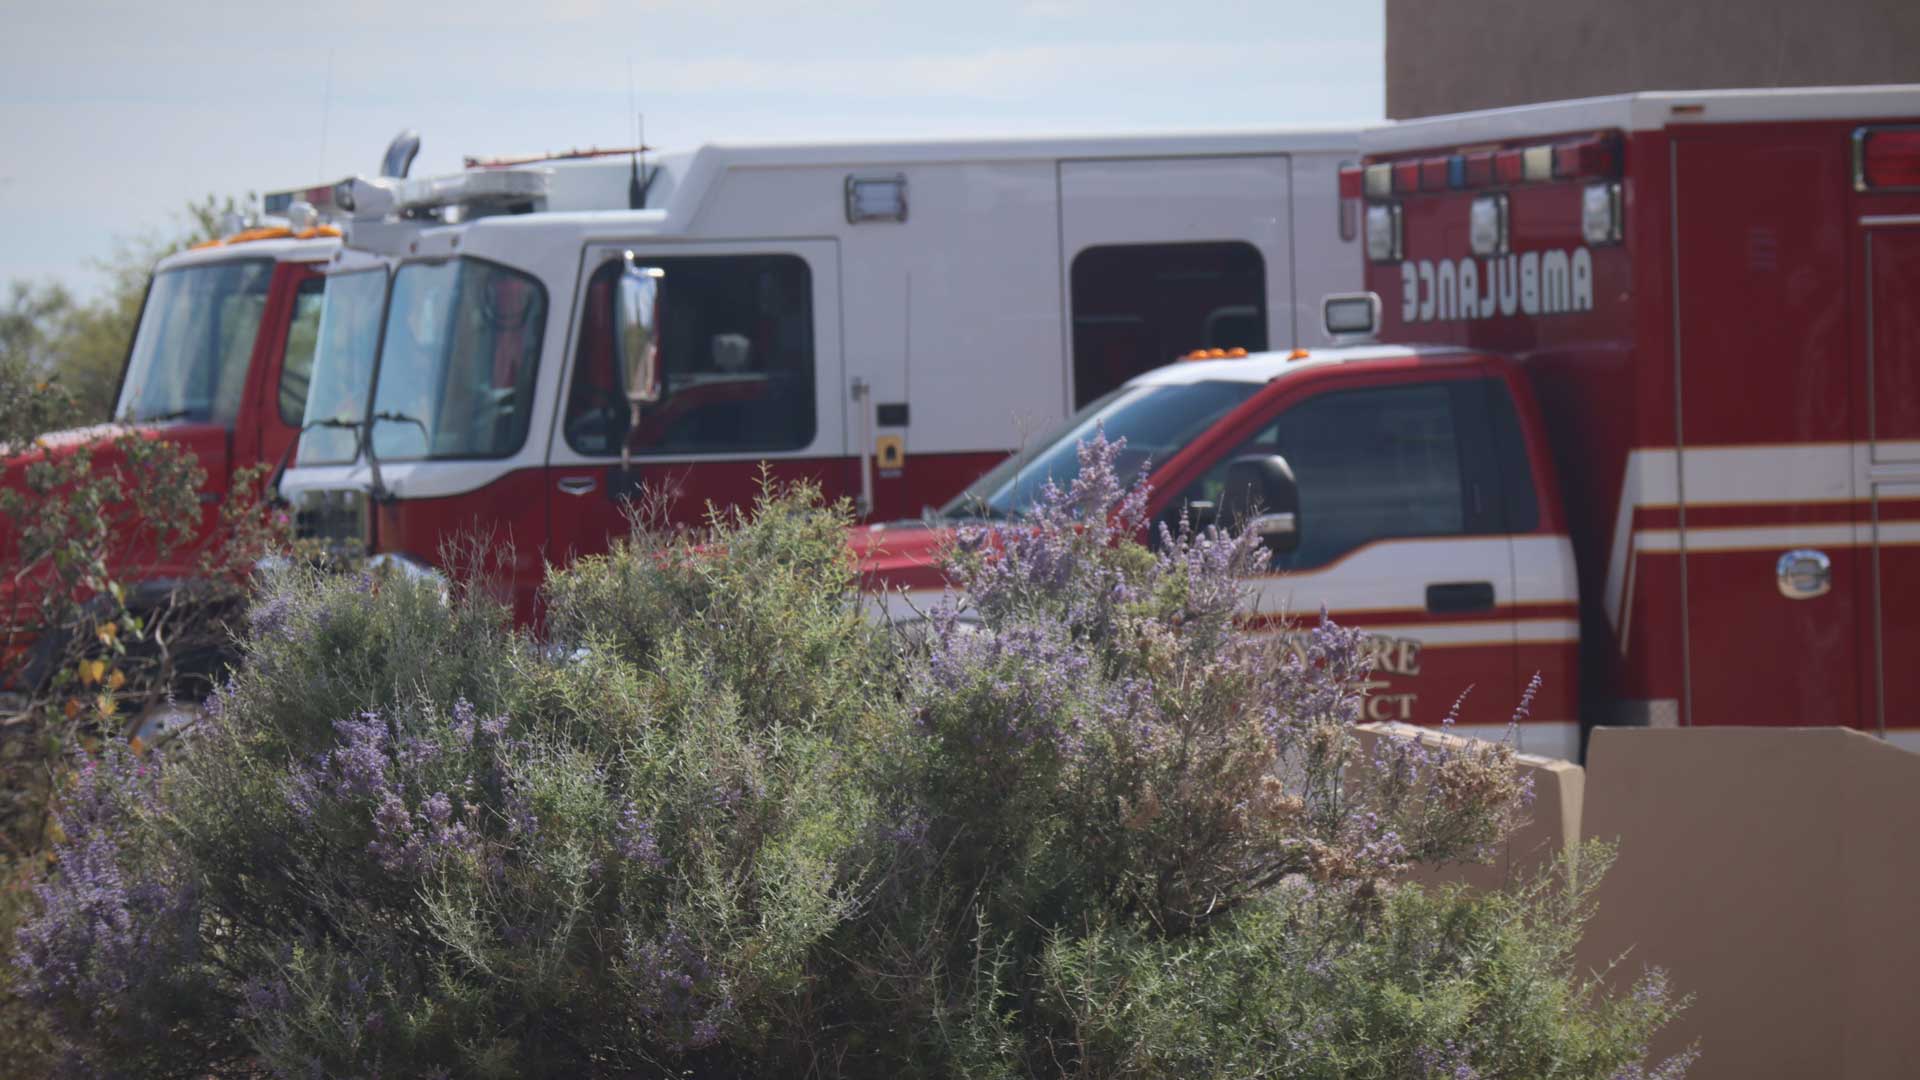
0;355;300;1076
1027;845;1693;1080
13;446;1690;1078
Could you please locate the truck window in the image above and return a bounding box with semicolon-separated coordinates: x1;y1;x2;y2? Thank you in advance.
1070;241;1266;408
370;257;548;461
299;268;388;465
1178;382;1470;570
115;259;273;426
279;277;325;426
564;253;815;456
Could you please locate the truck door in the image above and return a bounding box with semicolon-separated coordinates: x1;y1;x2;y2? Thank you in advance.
250;266;325;471
1060;156;1292;407
1160;370;1572;757
1672;134;1861;729
543;240;844;567
1862;221;1920;741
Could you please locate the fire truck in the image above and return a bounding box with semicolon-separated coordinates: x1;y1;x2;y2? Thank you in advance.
278;128;1362;615
0;221;339;707
855;85;1920;760
0;134;456;712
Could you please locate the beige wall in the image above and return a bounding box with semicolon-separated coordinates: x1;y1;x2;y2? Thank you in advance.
1363;723;1920;1078
1358;721;1583;891
1386;0;1920;119
1576;728;1920;1080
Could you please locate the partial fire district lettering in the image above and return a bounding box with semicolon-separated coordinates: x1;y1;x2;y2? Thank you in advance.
1275;630;1423;722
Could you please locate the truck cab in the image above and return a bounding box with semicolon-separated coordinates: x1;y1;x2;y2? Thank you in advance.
856;341;1582;759
1;226;338;699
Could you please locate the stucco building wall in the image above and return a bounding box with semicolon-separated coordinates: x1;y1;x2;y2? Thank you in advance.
1386;0;1919;119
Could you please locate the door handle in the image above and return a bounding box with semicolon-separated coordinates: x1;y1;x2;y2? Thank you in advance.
1776;549;1831;599
556;476;598;496
1426;581;1495;614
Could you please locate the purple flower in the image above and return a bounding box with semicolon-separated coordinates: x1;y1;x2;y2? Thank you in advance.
629;928;734;1053
327;710;392;799
247;590;300;643
13;748;198;1021
615;802;665;870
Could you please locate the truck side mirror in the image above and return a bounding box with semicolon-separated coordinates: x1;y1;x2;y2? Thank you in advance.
616;254;666;408
1217;454;1300;555
613;254;665;466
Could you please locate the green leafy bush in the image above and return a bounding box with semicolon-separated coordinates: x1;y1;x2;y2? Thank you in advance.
13;440;1691;1078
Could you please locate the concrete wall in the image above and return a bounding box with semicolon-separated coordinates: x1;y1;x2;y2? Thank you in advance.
1358;721;1583;891
1576;727;1920;1080
1386;0;1920;119
1362;723;1920;1077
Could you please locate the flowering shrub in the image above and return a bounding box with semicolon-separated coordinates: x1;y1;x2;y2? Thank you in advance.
13;443;1691;1077
0;351;300;1073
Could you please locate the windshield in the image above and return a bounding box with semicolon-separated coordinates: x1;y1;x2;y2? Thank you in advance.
113;259;273;425
369;257;547;461
941;379;1260;519
298;268;388;465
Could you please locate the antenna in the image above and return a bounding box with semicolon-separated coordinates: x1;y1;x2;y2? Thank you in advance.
626;58;637;142
318;49;335;179
627;60;646;210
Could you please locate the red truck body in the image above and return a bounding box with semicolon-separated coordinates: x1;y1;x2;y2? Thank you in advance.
0;231;335;696
1358;87;1920;743
858;86;1920;758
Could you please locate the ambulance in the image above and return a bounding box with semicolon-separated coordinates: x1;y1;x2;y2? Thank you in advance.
857;85;1920;759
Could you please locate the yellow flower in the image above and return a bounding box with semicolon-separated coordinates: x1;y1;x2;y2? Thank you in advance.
107;669;127;691
97;622;119;644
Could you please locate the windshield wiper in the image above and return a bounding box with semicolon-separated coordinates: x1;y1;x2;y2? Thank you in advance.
370;410;430;444
365;411;439;503
132;409;193;424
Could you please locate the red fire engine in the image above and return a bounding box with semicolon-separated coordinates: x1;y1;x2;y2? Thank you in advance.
856;85;1920;759
0;224;338;708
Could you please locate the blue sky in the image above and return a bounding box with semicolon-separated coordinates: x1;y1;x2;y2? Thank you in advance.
0;0;1383;297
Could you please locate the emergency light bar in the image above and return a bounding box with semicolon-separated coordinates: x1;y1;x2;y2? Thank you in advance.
1360;133;1623;198
262;182;348;220
339;169;549;220
263;168;549;225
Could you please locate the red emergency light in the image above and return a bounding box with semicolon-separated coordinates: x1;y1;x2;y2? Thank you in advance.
1493;149;1526;185
1855;126;1920;191
1418;157;1451;191
1553;135;1620;180
1392;160;1422;194
1338;164;1364;199
1461;151;1496;187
